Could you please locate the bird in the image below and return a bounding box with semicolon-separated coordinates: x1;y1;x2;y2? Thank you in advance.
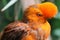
1;2;58;40
22;2;58;40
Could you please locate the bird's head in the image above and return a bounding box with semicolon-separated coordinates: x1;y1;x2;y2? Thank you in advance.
23;2;58;23
23;6;45;23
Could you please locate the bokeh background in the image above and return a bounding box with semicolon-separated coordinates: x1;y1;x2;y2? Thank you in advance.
0;0;60;40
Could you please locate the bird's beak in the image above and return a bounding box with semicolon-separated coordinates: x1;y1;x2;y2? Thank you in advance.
1;0;18;12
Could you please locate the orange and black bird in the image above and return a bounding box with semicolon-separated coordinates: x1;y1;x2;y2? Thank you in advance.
1;2;58;40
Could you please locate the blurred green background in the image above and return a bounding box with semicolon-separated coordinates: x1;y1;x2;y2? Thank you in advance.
0;0;60;40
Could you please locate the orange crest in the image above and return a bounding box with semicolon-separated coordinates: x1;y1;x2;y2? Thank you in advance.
36;2;58;19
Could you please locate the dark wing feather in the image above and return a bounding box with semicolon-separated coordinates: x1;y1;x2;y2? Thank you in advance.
1;21;30;40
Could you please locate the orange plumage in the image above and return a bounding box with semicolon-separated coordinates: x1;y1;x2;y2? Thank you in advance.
1;2;58;40
36;2;58;19
22;2;58;40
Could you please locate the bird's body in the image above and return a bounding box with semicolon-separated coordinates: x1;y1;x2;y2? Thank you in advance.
1;2;58;40
22;21;51;40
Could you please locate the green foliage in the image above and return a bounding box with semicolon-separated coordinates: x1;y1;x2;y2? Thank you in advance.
54;0;60;11
0;0;23;32
0;0;15;32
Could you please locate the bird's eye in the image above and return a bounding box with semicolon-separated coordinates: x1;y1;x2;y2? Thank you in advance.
36;13;43;16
